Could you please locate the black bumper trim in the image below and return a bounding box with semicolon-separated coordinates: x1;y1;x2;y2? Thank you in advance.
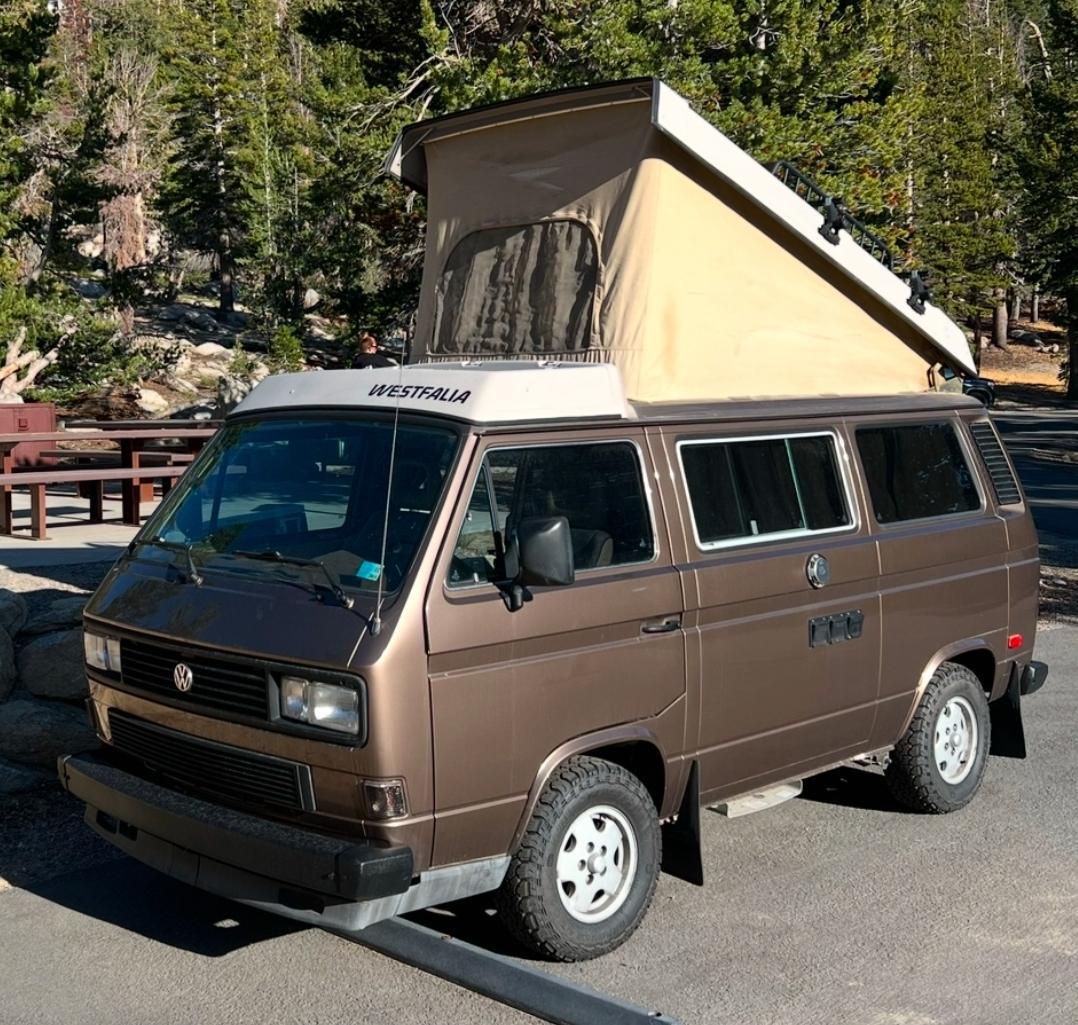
58;752;412;902
1021;660;1048;697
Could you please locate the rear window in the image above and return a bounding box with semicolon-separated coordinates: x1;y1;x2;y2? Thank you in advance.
678;433;852;548
433;220;597;357
856;422;980;523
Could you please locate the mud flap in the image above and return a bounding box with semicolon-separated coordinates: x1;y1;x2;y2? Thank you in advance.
990;669;1026;759
661;760;704;886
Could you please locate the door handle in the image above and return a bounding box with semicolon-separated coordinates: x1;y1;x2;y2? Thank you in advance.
641;617;681;634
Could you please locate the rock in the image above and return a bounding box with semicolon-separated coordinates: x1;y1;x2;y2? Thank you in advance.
250;362;271;382
302;287;321;310
170;403;217;421
76;234;105;260
71;278;107;300
0;391;24;404
0;756;49;796
159;374;198;396
61;386;141;420
194;341;230;358
0;698;96;767
0;627;15;702
184;310;219;332
158;304;186;322
136;387;170;415
215;373;255;414
18;629;87;701
221;310;248;328
20;596;87;637
196;365;230;382
0;590;28;637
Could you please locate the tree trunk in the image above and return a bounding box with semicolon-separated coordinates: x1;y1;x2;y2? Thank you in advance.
1067;289;1078;401
971;312;983;351
991;292;1009;349
218;230;235;314
1032;288;1040;323
1009;288;1021;324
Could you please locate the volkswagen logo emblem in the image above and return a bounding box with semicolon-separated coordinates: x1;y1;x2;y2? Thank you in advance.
173;663;194;692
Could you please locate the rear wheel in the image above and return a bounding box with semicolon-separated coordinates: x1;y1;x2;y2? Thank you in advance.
885;662;991;813
496;755;660;961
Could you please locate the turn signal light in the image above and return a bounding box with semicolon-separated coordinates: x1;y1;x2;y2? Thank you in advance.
363;780;408;820
1007;634;1023;650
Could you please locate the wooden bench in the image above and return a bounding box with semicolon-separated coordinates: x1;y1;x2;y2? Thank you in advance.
0;466;188;540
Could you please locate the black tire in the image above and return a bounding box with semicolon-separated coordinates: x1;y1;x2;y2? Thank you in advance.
885;662;991;813
496;755;661;961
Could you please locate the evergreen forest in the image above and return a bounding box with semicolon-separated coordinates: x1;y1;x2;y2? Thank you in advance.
3;0;1078;400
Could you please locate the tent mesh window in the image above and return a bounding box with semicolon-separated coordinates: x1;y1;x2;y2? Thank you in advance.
434;220;598;357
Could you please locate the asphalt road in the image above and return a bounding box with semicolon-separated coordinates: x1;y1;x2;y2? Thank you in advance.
1;408;1075;1025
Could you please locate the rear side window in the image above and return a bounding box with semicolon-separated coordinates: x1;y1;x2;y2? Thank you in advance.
448;442;653;587
678;433;851;549
857;422;980;523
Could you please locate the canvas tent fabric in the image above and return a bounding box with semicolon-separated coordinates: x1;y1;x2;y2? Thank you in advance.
386;80;975;403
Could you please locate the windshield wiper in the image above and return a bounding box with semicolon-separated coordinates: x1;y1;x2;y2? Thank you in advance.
134;537;203;586
229;550;355;609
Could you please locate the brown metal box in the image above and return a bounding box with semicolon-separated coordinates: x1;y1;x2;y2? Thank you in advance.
0;402;57;466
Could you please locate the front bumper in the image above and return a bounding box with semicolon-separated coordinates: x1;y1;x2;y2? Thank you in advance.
58;752;413;908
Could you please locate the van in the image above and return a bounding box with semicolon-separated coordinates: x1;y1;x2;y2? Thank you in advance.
59;361;1046;961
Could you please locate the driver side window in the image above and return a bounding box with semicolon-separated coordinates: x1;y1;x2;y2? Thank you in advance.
447;442;653;589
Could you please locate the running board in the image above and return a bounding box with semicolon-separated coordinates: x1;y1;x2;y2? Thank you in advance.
346;916;682;1025
710;780;803;818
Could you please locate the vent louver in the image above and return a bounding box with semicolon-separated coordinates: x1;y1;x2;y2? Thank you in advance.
968;421;1022;505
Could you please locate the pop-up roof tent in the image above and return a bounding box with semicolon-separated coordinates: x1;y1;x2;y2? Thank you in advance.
386;79;975;403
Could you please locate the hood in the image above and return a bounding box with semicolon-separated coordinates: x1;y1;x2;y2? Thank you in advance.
86;552;371;669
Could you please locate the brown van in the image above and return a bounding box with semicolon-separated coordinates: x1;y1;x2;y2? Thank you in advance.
59;361;1046;961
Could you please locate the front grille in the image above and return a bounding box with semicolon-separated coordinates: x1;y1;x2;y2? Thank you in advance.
120;637;269;720
108;709;312;811
968;421;1022;505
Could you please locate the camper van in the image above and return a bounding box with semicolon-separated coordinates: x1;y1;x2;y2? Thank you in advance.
58;82;1046;963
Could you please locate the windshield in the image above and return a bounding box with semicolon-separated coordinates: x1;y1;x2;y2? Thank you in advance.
142;416;459;593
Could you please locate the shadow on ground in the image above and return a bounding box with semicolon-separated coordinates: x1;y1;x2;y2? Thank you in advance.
799;765;905;814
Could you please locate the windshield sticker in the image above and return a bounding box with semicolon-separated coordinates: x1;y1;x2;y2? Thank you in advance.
367;383;471;405
355;560;383;582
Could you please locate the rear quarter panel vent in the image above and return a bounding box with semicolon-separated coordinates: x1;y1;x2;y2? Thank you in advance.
968;420;1022;505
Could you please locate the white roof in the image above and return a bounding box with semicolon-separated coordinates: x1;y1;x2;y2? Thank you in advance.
233;362;633;423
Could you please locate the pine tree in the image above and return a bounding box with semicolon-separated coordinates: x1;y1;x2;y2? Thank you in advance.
905;0;1021;347
160;0;258;315
1022;0;1078;396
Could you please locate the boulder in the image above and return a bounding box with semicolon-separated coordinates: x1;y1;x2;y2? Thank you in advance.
170;403;217;421
158;304;187;322
194;341;230;358
185;310;219;332
0;627;15;702
0;756;49;796
0;698;96;767
21;596;87;637
71;278;107;300
0;590;28;637
302;287;321;310
18;629;87;700
214;373;256;415
136;387;170;415
0;392;25;404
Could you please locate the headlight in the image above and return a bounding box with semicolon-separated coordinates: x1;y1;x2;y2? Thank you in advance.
84;632;122;673
279;676;359;735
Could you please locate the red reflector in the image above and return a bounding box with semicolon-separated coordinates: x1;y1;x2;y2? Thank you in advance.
1007;634;1023;650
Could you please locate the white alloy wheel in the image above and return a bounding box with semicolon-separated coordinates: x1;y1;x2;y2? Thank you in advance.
934;695;978;785
555;804;638;923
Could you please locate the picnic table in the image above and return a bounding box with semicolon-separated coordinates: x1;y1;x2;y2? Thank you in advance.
0;425;216;540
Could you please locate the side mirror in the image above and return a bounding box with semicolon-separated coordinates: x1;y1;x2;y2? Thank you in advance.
517;516;575;588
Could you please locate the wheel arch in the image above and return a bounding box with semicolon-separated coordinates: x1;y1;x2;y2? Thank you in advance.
898;638;1000;737
508;725;670;856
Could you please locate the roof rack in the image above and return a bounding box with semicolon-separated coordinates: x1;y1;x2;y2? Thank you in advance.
770;161;895;270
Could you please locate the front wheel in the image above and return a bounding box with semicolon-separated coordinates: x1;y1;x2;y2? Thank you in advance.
496;755;661;961
885;662;991;813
